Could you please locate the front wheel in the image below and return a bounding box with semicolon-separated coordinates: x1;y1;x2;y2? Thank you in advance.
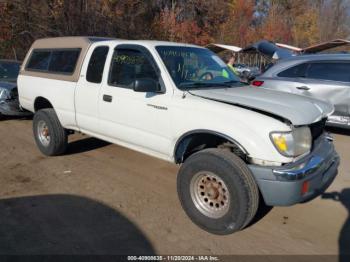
33;108;68;156
177;148;259;235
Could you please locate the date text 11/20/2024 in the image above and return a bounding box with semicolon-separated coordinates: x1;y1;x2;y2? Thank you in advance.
127;255;219;261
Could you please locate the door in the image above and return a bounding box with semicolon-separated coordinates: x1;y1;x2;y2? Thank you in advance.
263;62;309;93
98;44;172;157
75;45;109;133
300;61;350;118
273;60;350;119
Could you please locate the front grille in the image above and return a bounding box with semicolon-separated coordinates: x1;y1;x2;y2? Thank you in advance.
309;118;327;141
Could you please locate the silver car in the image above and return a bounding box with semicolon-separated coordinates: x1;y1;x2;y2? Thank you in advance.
252;54;350;128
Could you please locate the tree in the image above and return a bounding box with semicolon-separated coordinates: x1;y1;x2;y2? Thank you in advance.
292;7;320;46
318;0;350;42
219;0;256;46
0;0;350;59
152;5;212;45
257;1;292;43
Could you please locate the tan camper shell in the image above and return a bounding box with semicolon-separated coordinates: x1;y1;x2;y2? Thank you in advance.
21;37;115;82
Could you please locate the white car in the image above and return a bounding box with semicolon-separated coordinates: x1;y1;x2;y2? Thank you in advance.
18;37;339;235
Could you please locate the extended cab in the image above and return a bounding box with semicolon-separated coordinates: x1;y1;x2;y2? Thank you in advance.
18;37;339;235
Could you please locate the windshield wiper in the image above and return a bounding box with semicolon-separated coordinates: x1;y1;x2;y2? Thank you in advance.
223;80;240;84
179;81;237;89
179;82;211;88
224;80;249;86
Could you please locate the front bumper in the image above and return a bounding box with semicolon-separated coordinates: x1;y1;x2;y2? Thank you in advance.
248;133;340;206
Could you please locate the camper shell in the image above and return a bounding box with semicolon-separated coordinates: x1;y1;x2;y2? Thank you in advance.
21;37;115;82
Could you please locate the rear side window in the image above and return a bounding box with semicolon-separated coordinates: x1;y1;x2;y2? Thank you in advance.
48;50;80;73
277;63;308;77
307;62;350;82
26;50;51;71
86;46;109;83
26;49;81;74
108;48;158;89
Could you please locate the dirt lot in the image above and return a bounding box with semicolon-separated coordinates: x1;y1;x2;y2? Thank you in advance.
0;117;349;256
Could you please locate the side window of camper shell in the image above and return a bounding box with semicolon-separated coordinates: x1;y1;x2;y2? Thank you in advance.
26;48;81;75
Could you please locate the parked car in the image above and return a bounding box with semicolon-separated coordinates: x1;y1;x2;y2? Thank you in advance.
252;54;350;128
233;63;260;76
234;64;261;83
0;59;32;118
18;37;339;235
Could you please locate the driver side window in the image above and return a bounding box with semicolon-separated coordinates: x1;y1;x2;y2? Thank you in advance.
108;48;158;89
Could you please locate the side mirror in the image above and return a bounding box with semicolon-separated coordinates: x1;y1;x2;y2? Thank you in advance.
133;78;161;93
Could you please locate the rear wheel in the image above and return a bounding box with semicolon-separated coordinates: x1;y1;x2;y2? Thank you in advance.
33;109;68;156
177;148;259;235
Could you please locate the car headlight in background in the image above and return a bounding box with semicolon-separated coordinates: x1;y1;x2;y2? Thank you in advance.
0;88;11;102
270;127;312;157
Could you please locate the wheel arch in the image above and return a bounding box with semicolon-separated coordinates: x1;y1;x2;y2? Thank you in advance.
174;129;249;164
34;97;54;112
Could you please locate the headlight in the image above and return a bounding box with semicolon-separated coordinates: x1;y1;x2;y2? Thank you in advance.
0;88;11;101
270;127;312;157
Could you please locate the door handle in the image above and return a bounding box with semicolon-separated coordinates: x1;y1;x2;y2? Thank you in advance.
296;86;310;91
103;94;113;102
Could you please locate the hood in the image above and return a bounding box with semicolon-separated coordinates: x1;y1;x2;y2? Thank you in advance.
0;81;17;90
190;86;334;126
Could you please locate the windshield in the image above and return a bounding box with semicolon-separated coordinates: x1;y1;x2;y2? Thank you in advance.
156;46;242;90
0;61;20;82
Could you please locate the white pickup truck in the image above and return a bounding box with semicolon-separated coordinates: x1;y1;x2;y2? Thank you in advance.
18;37;339;235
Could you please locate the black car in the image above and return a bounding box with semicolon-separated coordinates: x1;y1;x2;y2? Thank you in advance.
0;59;31;117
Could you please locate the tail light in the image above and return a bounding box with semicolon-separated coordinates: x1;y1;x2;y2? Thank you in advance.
301;181;309;195
251;80;264;87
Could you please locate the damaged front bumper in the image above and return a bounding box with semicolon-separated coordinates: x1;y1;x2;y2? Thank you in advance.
248;133;340;206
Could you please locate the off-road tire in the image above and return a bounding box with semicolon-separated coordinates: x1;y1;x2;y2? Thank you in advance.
177;148;259;235
33;108;68;156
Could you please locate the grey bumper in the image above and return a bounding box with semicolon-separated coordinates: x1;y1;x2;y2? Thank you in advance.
248;134;340;206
